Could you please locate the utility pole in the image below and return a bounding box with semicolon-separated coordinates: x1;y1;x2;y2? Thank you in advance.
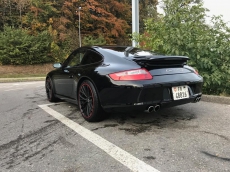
132;0;139;47
76;7;82;47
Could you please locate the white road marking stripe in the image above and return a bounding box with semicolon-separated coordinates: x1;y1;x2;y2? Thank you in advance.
36;85;44;88
5;88;23;91
13;82;37;86
0;86;13;89
39;104;160;172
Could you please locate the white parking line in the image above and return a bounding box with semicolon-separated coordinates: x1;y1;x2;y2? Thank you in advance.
36;85;44;88
5;88;23;91
39;104;160;172
0;86;14;89
13;82;37;86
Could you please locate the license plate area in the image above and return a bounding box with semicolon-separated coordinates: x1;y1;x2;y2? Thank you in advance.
172;85;189;100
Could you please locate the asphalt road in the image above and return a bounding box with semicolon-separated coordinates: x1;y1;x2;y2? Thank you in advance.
0;81;230;172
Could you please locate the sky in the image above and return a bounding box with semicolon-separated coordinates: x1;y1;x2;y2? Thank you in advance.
158;0;230;25
203;0;230;24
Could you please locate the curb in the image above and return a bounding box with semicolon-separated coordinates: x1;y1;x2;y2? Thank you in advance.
201;94;230;105
0;77;45;83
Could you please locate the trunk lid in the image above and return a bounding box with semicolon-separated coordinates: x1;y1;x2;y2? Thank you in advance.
132;55;189;68
130;55;191;76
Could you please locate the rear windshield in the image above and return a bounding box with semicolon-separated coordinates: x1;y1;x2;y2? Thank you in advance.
100;46;157;58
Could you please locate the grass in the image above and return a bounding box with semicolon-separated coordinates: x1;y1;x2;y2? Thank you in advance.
0;63;54;78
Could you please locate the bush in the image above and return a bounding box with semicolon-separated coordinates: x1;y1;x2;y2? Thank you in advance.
0;26;54;65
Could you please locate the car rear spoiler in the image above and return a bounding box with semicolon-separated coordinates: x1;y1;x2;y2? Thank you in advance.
132;56;189;68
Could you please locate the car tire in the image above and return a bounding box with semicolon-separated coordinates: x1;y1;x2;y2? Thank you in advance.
45;77;58;102
78;80;104;122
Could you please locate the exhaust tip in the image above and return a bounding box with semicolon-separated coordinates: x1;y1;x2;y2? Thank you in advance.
154;105;161;112
194;96;201;103
145;104;161;113
145;106;154;113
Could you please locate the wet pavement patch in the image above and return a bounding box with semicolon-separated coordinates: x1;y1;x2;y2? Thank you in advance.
134;119;161;126
119;125;152;135
91;124;119;131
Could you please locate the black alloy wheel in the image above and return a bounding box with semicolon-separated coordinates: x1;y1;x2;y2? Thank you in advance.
78;80;103;122
45;77;58;102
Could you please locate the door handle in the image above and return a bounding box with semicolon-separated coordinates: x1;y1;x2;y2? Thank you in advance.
64;69;69;73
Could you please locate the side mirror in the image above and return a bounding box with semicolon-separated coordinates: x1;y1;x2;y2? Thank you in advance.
53;63;62;68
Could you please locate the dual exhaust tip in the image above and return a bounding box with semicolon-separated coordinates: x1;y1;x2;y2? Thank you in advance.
145;105;161;113
145;96;201;113
194;96;201;103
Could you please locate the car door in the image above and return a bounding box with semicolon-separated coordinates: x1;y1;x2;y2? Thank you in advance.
54;48;86;98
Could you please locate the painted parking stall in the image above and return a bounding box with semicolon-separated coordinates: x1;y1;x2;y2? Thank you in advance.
39;103;160;172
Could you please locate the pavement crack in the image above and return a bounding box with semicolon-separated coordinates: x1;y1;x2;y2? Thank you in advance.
201;131;229;141
143;156;156;160
201;151;230;161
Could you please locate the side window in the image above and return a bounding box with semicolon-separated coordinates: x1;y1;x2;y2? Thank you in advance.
81;50;103;65
66;50;86;67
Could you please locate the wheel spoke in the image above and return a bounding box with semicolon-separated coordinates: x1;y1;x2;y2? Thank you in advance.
83;105;87;114
80;100;87;106
79;93;87;100
81;86;88;97
86;104;90;116
79;83;94;118
88;100;93;111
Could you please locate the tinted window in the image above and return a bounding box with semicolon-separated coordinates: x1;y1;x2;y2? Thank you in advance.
65;49;86;67
101;46;157;57
81;50;102;65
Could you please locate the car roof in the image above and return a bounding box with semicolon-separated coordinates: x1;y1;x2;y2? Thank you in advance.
82;45;155;58
79;46;189;64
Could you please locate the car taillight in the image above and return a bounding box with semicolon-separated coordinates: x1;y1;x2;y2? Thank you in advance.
109;68;153;81
194;69;199;75
186;65;199;75
190;67;199;75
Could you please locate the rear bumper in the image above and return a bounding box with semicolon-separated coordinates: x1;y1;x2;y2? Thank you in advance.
102;94;202;113
99;78;203;113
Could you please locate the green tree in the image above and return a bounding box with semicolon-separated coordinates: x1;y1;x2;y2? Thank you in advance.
23;0;58;34
0;26;54;65
134;0;230;95
82;35;106;46
139;0;158;32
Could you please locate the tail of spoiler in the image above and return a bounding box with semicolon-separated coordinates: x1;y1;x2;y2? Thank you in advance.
132;55;189;68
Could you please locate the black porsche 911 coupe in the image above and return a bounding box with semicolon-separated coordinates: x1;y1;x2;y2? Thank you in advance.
46;46;203;122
